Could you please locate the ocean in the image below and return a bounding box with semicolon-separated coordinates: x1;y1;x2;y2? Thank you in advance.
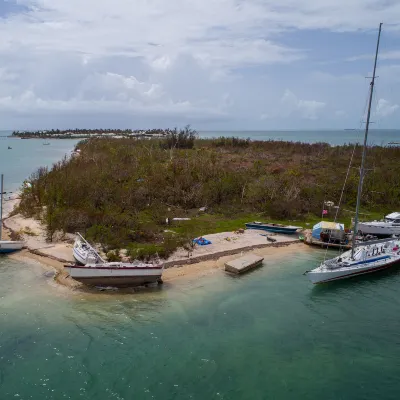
1;134;400;399
1;129;399;149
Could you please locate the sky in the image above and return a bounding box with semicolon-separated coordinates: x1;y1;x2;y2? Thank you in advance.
0;0;400;130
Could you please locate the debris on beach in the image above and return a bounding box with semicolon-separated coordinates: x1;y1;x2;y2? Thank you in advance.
193;237;212;246
225;254;264;274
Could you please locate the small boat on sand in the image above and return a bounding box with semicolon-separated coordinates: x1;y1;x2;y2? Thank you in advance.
245;221;302;234
0;174;24;254
65;261;164;287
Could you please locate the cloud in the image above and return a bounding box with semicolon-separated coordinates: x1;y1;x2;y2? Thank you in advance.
281;90;326;120
347;50;400;62
0;0;399;128
375;98;399;117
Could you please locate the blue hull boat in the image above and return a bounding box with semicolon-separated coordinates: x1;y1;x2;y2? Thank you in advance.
245;222;302;235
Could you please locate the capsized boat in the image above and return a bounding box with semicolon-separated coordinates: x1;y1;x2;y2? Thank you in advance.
358;212;400;237
65;261;164;287
73;232;104;265
245;221;302;234
305;24;400;284
0;174;24;254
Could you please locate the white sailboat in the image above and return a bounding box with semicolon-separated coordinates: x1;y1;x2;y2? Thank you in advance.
306;23;400;284
73;232;104;265
67;233;164;287
0;174;24;254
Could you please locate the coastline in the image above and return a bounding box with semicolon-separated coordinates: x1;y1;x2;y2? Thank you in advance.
2;197;307;291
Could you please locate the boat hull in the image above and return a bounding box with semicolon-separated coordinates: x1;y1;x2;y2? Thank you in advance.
307;256;400;284
245;223;300;234
65;264;163;287
0;241;24;254
358;222;400;237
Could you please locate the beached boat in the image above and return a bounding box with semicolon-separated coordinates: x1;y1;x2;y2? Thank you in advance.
305;24;400;284
65;261;164;287
68;233;164;287
358;212;400;237
0;174;24;254
245;221;302;234
73;233;104;265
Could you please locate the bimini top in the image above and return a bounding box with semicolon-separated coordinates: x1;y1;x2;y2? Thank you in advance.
313;221;344;231
385;212;400;220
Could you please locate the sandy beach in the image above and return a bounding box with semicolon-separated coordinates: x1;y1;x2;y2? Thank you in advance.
2;197;307;291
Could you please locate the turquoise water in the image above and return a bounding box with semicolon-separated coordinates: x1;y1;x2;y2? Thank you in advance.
2;250;400;400
2;134;400;399
0;136;80;192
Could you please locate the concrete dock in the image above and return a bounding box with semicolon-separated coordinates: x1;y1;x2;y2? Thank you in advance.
225;254;264;274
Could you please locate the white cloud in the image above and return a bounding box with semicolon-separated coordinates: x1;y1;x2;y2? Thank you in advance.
0;0;399;128
281;90;326;120
375;98;399;117
347;50;400;62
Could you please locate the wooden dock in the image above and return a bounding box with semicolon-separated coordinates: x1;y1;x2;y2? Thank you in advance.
225;254;264;274
304;238;351;250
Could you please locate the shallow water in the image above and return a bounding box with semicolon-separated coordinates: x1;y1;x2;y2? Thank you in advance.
1;134;400;399
2;249;400;400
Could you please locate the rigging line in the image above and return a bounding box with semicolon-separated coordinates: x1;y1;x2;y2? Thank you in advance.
322;86;372;262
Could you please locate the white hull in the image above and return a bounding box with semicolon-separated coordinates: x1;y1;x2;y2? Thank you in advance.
72;238;100;265
65;262;163;287
307;255;400;284
358;222;400;237
0;240;24;254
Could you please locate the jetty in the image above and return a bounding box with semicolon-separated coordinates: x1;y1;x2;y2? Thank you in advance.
225;254;264;274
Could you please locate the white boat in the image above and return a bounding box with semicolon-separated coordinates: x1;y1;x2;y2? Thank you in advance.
65;261;164;287
0;240;24;254
73;233;103;265
307;239;400;283
0;174;24;254
68;233;164;287
358;212;400;237
305;24;400;284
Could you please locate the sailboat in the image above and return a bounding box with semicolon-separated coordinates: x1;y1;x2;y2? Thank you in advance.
306;23;400;284
0;174;24;254
65;233;164;287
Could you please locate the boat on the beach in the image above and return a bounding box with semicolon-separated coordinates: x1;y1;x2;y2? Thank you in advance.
73;232;104;265
245;221;302;234
69;232;163;287
358;212;400;237
305;24;400;284
65;261;164;287
0;174;24;254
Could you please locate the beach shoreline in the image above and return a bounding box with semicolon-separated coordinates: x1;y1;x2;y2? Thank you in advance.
2;197;307;292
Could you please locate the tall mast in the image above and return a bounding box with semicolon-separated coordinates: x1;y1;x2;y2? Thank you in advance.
351;23;383;259
0;174;3;240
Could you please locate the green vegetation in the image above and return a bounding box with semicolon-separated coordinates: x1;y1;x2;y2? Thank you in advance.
17;130;400;259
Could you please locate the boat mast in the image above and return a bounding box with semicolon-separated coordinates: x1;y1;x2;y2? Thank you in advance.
0;174;3;240
351;23;383;259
